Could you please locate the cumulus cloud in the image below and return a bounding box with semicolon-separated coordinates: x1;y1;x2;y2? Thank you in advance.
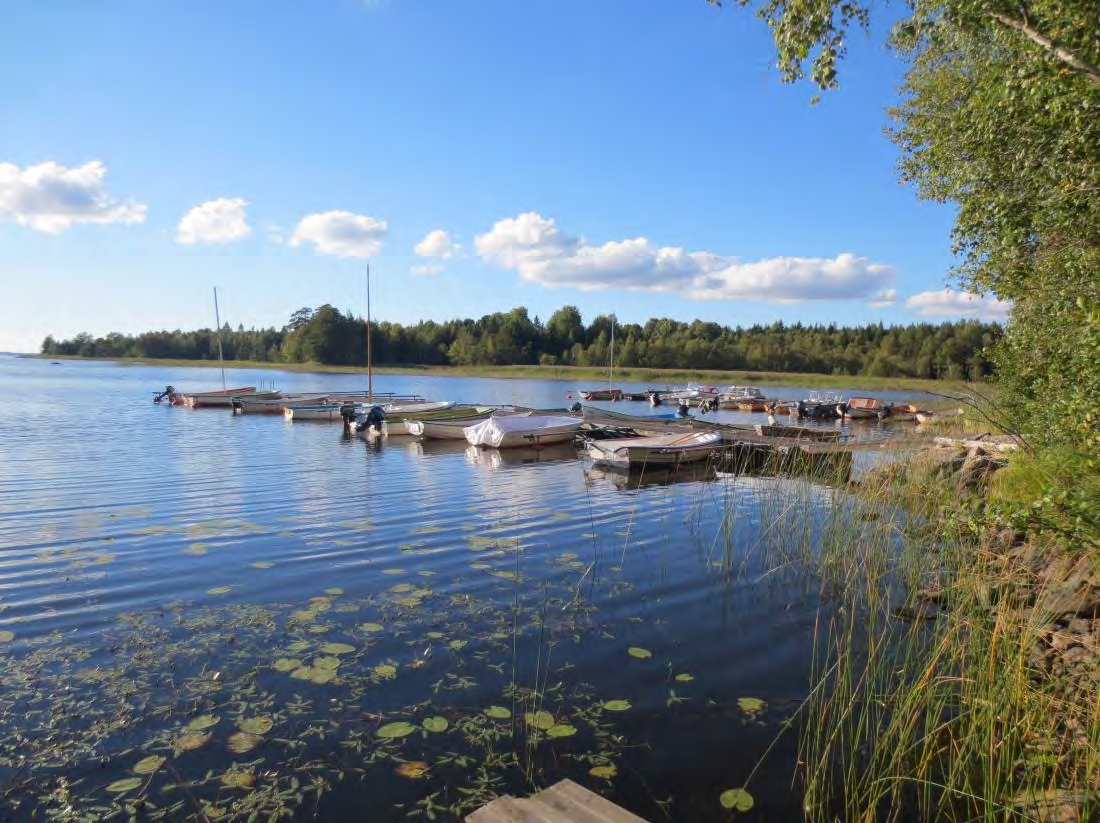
176;198;250;245
0;160;146;233
290;210;388;258
476;212;895;303
906;289;1013;319
414;229;458;259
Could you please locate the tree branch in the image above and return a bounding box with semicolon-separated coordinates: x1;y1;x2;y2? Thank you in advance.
988;11;1100;87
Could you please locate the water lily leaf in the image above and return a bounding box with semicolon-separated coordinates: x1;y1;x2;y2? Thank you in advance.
547;724;577;738
484;705;511;719
220;769;255;789
525;711;555;731
382;569;404;575
491;570;516;579
206;586;231;595
449;639;467;650
426;631;444;639
313;656;341;670
226;732;262;754
359;623;384;633
627;647;652;659
320;642;356;655
719;788;754;811
737;697;765;714
188;715;219;731
238;716;273;735
0;630;13;643
173;731;211;753
309;667;336;684
324;587;344;595
602;700;632;712
377;721;417;739
287;640;311;652
106;777;143;793
290;666;313;680
273;657;301;673
390;583;415;593
395;761;429;778
252;561;275;569
422;716;449;733
589;765;617;779
675;673;695;682
133;755;165;775
373;664;397;678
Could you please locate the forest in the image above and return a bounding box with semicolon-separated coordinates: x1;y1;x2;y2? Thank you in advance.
41;304;1001;381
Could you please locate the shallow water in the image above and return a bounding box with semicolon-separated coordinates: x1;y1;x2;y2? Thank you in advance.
0;356;915;821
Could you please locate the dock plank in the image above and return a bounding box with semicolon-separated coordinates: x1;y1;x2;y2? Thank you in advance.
467;780;649;823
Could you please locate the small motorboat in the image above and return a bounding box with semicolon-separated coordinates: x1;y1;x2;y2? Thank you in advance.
233;395;329;414
579;388;624;401
585;431;723;468
464;415;583;448
186;389;279;408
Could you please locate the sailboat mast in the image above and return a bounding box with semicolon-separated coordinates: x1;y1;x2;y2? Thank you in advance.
213;287;226;391
609;315;615;390
366;264;373;400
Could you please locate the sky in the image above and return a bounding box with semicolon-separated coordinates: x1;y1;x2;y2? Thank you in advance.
0;0;1012;353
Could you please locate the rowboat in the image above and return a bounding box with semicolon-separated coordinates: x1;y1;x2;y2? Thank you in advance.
465;415;583;448
753;424;842;442
175;386;256;406
787;390;846;419
717;386;768;410
579;389;623;401
284;404;355;422
648;383;720;405
382;400;455;414
186;389;280;408
233;395;329;414
737;400;769;412
585;431;723;468
845;397;926;422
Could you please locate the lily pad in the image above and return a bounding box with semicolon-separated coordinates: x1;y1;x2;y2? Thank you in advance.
320;642;356;655
227;731;262;754
719;788;754;811
313;656;341;670
252;561;275;569
106;777;143;793
273;657;301;672
737;697;766;714
627;647;652;659
589;765;617;780
547;724;577;738
675;673;695;682
426;631;445;639
188;715;219;731
133;755;165;775
377;721;417;739
324;587;344;595
525;711;555;731
373;663;397;678
484;705;511;719
206;586;232;595
173;731;211;753
238;716;274;735
0;630;13;643
602;700;632;712
359;623;384;633
449;639;467;650
221;769;255;789
422;716;449;733
310;667;336;684
395;761;429;778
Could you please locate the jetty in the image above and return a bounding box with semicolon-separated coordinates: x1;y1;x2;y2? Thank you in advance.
467;779;648;823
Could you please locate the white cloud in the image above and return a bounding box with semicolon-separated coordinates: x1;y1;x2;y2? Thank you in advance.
906;289;1013;320
411;263;443;277
176;198;250;245
868;289;897;308
290;210;388;258
0;160;146;233
476;212;895;303
414;229;458;259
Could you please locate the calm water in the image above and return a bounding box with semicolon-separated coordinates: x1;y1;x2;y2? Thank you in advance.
0;356;916;821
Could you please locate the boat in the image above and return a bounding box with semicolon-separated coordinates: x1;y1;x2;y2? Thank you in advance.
233;394;329;414
579;317;623;401
753;423;842;442
186;389;280;408
787;390;846;419
284;404;356;422
175;385;257;406
647;383;720;406
585;431;723;468
844;397;927;422
464;415;583;448
716;386;768;410
404;407;516;438
382;400;455;415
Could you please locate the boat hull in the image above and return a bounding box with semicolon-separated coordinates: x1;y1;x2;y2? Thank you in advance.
586;432;723;468
188;389;280;408
465;416;583;449
285;405;352;421
579;389;623;401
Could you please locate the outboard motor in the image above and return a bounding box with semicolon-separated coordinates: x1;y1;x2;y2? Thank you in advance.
796;400;807;420
569;402;582;414
340;403;358;427
359;405;387;435
677;401;691;418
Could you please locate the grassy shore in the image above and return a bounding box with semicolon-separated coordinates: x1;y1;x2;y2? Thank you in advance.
32;354;967;393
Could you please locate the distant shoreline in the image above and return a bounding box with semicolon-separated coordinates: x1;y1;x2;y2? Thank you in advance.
25;354;968;393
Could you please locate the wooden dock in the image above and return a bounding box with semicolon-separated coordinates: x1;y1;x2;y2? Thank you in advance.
467;779;649;823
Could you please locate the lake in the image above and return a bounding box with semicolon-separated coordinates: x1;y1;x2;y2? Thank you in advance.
0;356;919;821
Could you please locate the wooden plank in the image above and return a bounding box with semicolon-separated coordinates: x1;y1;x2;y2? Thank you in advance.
467;795;563;823
533;780;650;823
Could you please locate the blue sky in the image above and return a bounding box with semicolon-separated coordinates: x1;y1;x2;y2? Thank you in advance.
0;0;1010;353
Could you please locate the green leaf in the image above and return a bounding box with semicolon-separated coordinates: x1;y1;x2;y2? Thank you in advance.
106;777;143;793
484;705;511;719
422;716;449;733
319;642;356;655
227;731;262;754
602;700;632;712
627;647;652;659
377;721;417;739
737;697;765;714
525;710;555;730
589;765;617;780
675;673;694;682
359;623;384;633
132;755;165;775
0;630;13;643
547;724;577;738
719;788;754;811
238;716;274;735
187;715;219;731
273;657;301;672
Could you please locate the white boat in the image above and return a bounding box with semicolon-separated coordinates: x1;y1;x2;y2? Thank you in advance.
406;409;527;439
717;386;768;410
648;383;720;405
187;389;281;408
382;400;455;414
464;415;583;448
585;431;722;468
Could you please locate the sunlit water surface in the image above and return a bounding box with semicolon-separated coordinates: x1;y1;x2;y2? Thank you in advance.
0;357;921;821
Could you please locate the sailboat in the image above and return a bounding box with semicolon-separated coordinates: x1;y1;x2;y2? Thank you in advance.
175;288;276;406
579;316;623;401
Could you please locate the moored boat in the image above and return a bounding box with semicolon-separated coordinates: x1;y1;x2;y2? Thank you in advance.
234;395;329;414
464;415;583;448
845;397;928;422
585;431;723;468
579;388;624;401
186;389;280;408
284;404;355;422
175;386;257;406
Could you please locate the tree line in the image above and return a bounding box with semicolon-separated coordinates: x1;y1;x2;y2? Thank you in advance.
41;304;1001;380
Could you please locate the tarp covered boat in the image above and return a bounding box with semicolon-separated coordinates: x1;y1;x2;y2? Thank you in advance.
464;415;583;448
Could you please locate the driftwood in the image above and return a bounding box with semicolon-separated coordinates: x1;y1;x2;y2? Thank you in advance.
933;436;1020;453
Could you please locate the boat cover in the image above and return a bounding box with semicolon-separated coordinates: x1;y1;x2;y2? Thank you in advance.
464;415;581;448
